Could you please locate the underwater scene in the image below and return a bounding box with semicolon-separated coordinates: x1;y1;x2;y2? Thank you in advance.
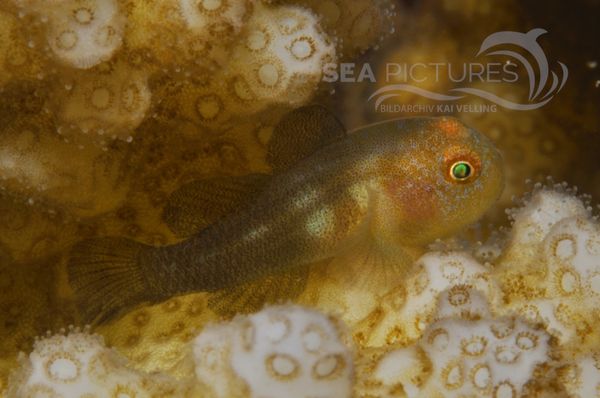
0;0;600;396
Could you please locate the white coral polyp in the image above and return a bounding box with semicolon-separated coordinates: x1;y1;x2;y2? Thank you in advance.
227;3;336;108
502;187;590;262
374;288;550;398
5;330;191;398
43;0;124;69
362;251;500;346
499;188;600;349
57;62;151;138
170;2;337;128
179;0;251;38
559;353;600;397
193;305;354;398
192;323;244;397
544;216;600;300
232;305;352;397
509;215;600;346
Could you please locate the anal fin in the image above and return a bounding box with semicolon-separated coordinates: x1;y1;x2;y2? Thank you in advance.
207;266;309;318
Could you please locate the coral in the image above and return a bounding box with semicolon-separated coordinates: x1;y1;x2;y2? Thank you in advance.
496;185;600;352
5;306;353;398
0;253;59;386
0;113;130;217
0;293;560;398
497;184;590;279
294;0;398;57
0;195;72;261
120;0;249;70
0;10;48;84
352;251;501;347
96;294;217;376
4;0;339;143
53;60;152;139
228;3;335;106
0;0;339;262
556;353;600;397
172;3;337;129
193;304;354;398
5;329;198;397
350;185;600;386
15;0;125;69
179;0;250;41
6;195;600;398
322;185;600;396
118;0;187;69
357;287;550;397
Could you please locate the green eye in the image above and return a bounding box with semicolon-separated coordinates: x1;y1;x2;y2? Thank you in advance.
450;161;473;181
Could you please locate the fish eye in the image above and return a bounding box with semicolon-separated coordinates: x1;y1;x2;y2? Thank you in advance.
450;161;474;182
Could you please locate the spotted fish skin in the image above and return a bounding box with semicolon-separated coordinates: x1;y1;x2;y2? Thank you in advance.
69;111;504;323
150;132;377;291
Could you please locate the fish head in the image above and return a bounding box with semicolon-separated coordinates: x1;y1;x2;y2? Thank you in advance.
372;116;504;246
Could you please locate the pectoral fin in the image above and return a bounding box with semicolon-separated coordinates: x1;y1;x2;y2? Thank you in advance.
267;105;346;172
163;174;270;238
207;266;309;318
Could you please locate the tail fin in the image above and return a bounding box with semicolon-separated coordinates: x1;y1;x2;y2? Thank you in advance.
68;237;156;325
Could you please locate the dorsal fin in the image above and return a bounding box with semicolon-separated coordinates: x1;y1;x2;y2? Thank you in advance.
162;174;270;238
267;105;346;171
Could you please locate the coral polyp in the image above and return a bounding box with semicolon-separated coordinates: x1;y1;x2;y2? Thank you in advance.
18;0;125;69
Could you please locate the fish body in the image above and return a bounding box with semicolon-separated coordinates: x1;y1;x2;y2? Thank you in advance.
69;107;504;323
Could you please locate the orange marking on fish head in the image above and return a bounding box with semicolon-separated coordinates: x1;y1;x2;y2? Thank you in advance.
383;176;440;223
433;117;469;140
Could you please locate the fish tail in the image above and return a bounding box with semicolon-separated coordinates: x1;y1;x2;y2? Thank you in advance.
68;237;162;324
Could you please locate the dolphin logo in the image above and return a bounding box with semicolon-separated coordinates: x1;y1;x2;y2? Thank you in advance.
368;29;568;111
472;28;568;101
